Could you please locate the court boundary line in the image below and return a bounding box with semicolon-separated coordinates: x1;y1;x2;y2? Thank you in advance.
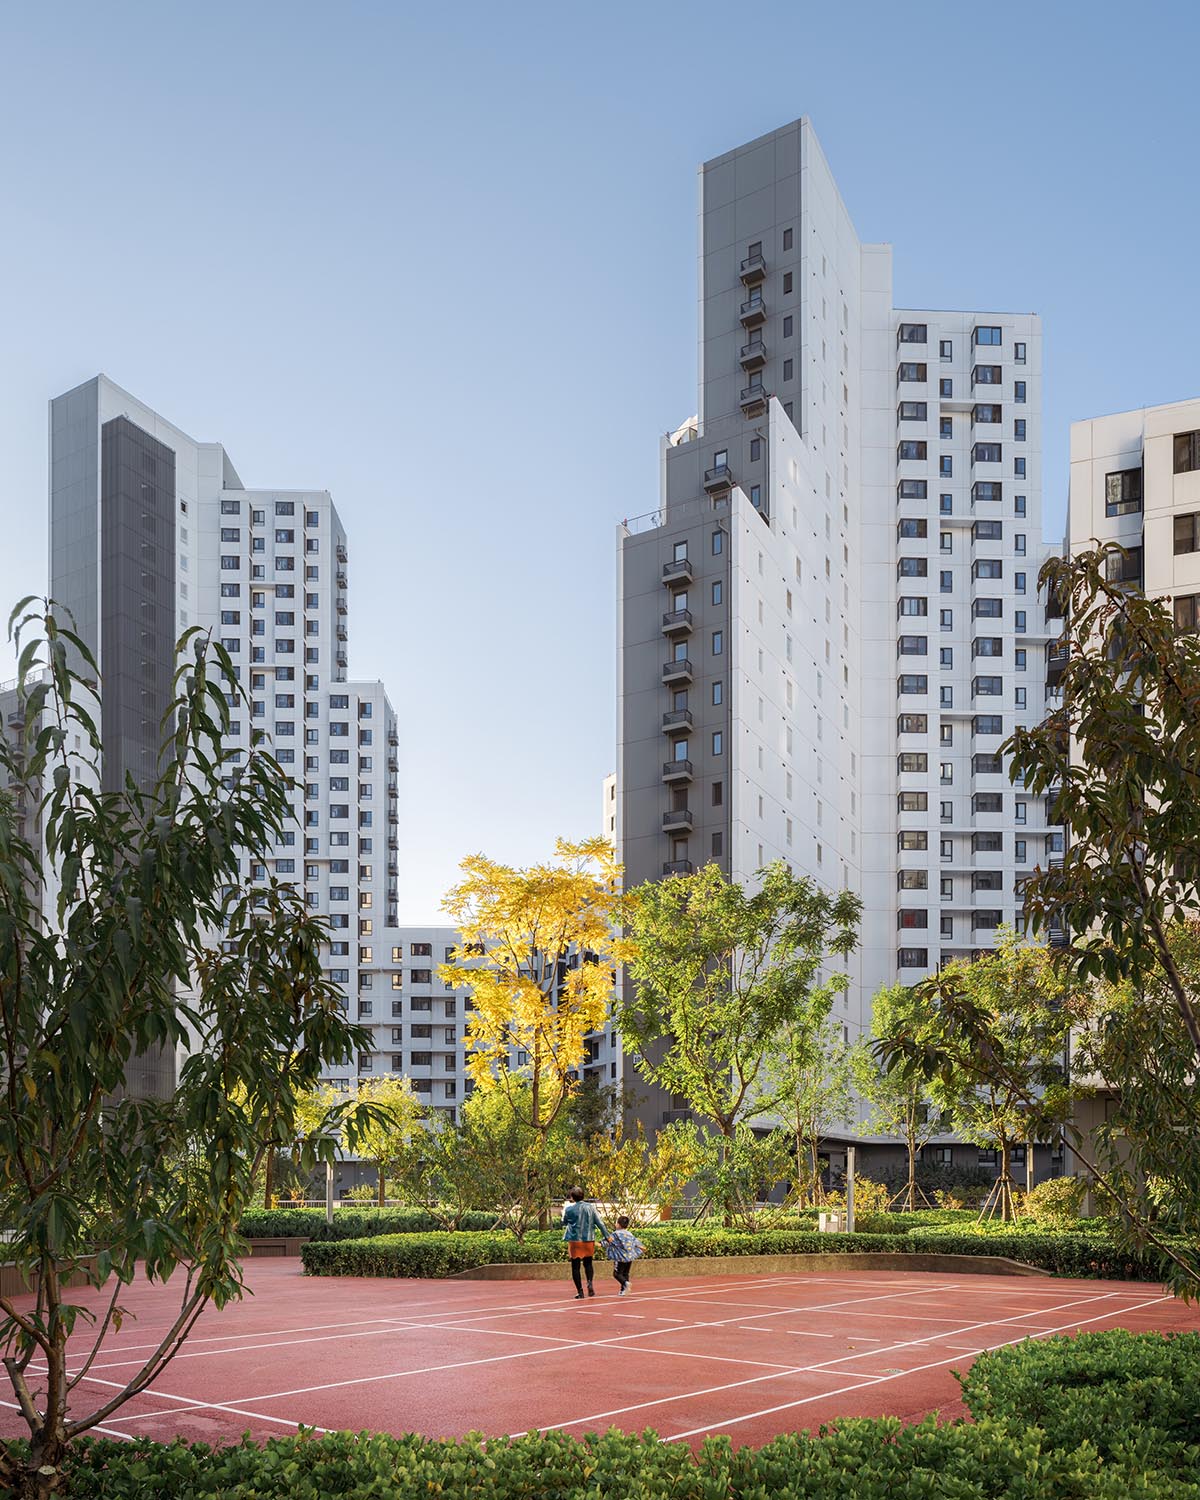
529;1288;1129;1435
664;1291;1173;1441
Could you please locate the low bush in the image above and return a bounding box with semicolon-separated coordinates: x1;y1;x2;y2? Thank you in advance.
1023;1174;1088;1228
239;1207;503;1241
31;1372;1200;1498
961;1330;1200;1470
298;1217;1184;1282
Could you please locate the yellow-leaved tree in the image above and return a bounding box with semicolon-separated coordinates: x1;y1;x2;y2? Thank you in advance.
439;837;631;1227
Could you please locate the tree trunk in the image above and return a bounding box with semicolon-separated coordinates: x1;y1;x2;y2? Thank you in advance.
25;1424;67;1500
998;1137;1014;1223
905;1126;918;1213
376;1160;385;1207
263;1150;274;1209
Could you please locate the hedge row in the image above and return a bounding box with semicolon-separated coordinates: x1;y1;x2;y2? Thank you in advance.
29;1334;1200;1497
299;1222;1180;1281
239;1207;504;1241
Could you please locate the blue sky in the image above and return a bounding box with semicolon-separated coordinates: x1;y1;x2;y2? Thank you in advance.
2;1;1198;918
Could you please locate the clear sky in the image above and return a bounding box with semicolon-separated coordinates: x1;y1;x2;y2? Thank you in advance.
2;1;1198;919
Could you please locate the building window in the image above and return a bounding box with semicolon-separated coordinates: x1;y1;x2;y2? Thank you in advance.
898;752;928;772
898;714;927;733
898;480;927;499
940;533;953;553
712;680;723;705
940;647;953;667
899;830;928;851
898;792;928;812
899;401;927;421
940;570;952;591
782;316;793;338
974;326;1002;345
1015;534;1026;555
940;417;952;439
783;359;794;382
1175;514;1200;554
898;363;927;383
899;558;928;578
711;731;723;754
1015;494;1027;516
898;634;928;654
972;443;1002;464
1014;457;1026;478
940;455;953;476
711;630;723;655
899;323;928;343
749;438;762;462
749;485;762;509
1014;341;1026;363
1014;381;1027;403
898;518;928;538
939;340;952;360
898;674;928;694
783;272;793;293
940;379;952;398
897;948;929;968
1175;430;1200;473
782;227;793;250
1175;595;1200;632
1014;419;1027;441
1106;469;1143;515
712;530;723;555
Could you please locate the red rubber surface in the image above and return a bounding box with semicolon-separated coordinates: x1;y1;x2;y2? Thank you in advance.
2;1262;1196;1448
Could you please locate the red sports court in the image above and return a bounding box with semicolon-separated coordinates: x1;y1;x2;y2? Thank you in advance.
1;1262;1195;1449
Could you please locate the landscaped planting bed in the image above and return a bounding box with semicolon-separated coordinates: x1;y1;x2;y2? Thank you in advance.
298;1220;1182;1282
15;1333;1200;1498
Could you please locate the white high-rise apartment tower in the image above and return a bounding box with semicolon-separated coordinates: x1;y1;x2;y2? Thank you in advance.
617;120;1062;1144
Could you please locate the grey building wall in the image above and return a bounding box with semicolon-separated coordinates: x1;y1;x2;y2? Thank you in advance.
49;380;100;652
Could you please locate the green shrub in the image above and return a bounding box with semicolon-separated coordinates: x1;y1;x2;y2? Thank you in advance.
36;1406;1200;1498
963;1331;1200;1470
298;1218;1182;1282
239;1207;504;1241
1023;1175;1088;1228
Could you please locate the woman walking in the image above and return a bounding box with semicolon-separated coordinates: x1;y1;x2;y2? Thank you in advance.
561;1185;608;1299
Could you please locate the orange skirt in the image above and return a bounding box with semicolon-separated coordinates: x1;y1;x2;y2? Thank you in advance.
568;1240;595;1259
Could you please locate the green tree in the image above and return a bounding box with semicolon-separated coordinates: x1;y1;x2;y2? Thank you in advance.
1000;542;1200;1293
0;602;379;1499
620;861;860;1142
860;985;949;1211
770;1013;857;1206
880;929;1076;1223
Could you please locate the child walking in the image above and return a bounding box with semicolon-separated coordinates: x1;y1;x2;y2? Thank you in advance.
604;1215;645;1296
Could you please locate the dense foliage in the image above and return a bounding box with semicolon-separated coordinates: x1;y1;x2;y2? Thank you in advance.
298;1220;1181;1282
11;1333;1199;1498
0;604;378;1499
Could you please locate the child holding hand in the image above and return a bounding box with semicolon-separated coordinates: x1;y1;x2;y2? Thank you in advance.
604;1215;645;1296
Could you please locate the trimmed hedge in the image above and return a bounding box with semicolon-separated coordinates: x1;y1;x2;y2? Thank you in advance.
299;1228;929;1278
960;1330;1200;1467
239;1207;503;1241
298;1219;1183;1282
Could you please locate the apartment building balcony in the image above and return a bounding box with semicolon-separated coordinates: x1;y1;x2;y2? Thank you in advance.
388;728;399;746
739;339;767;371
661;607;693;637
336;599;347;615
740;385;768;416
661;758;693;784
336;570;348;589
739;295;766;327
336;624;348;642
661;657;693;685
662;859;694;877
703;463;733;493
387;754;398;771
662;557;693;586
1046;642;1068;686
336;650;349;669
661;708;693;734
738;252;766;284
387;861;399;877
662;807;694;834
388;835;399;850
336;543;348;563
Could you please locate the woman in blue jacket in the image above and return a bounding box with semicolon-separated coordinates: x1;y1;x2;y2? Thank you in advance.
561;1185;608;1299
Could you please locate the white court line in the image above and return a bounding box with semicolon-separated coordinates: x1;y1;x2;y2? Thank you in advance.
532;1288;1129;1436
665;1292;1173;1441
0;1395;133;1443
57;1375;335;1436
205;1283;956;1408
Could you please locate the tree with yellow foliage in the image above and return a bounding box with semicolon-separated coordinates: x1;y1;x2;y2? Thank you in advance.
439;837;630;1226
